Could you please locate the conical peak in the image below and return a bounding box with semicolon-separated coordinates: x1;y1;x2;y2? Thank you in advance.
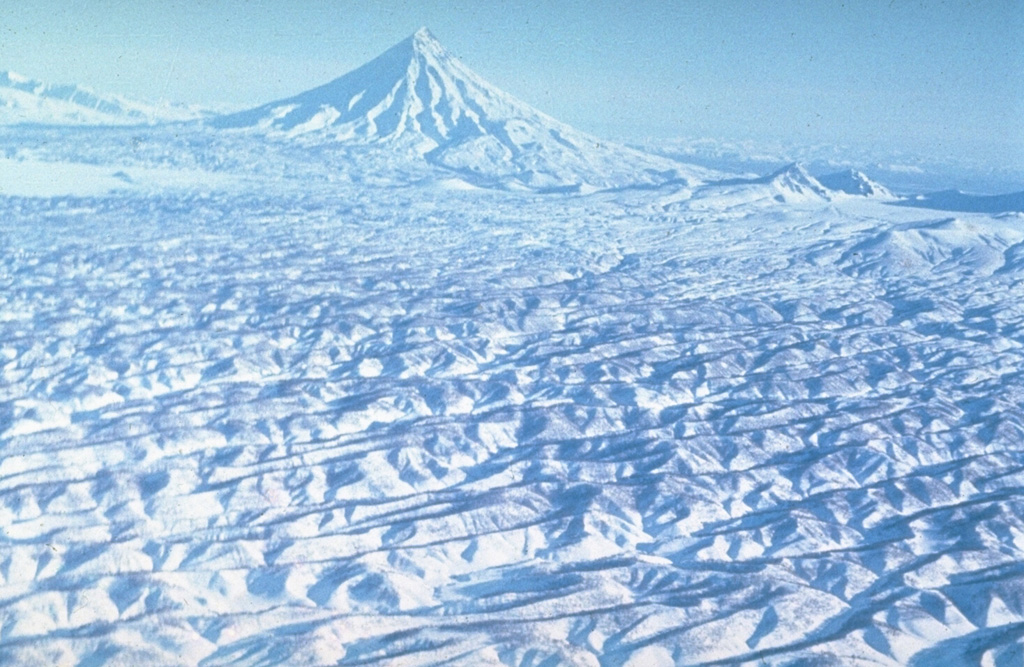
412;27;434;41
211;24;695;190
770;162;812;180
1;71;29;83
408;27;443;53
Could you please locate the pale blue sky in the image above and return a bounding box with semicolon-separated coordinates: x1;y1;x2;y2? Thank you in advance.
1;1;1021;168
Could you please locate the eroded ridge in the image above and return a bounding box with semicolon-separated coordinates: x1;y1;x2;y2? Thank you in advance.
1;188;1023;666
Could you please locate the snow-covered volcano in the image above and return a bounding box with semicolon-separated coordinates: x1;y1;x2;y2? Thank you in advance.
0;70;203;126
818;168;894;198
679;162;833;209
214;28;698;189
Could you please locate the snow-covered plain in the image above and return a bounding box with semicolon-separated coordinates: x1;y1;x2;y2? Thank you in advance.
2;29;1024;667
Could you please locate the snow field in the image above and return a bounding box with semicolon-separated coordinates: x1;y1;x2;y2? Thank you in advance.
1;180;1023;665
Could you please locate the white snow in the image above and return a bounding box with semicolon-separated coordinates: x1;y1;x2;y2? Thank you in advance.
0;157;240;197
0;27;1022;667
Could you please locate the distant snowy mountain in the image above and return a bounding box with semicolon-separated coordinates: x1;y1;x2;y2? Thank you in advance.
213;28;702;190
0;70;204;126
760;162;832;200
818;168;894;199
699;163;900;205
678;162;832;208
637;136;1024;196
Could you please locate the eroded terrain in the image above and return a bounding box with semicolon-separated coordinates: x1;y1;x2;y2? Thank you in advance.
1;170;1024;665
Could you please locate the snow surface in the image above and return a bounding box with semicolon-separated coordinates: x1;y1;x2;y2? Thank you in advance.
2;28;1024;667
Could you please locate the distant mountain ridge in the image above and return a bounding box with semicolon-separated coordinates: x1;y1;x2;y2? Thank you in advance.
891;189;1024;214
634;136;1024;196
5;36;1019;201
213;28;705;190
0;70;204;126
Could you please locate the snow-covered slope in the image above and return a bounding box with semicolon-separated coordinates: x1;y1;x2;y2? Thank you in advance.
760;162;832;200
673;162;832;209
0;70;203;125
839;216;1024;276
4;49;1024;663
2;135;1024;664
818;168;894;198
213;28;701;190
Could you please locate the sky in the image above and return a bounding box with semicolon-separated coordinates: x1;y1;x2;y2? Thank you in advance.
1;0;1021;170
